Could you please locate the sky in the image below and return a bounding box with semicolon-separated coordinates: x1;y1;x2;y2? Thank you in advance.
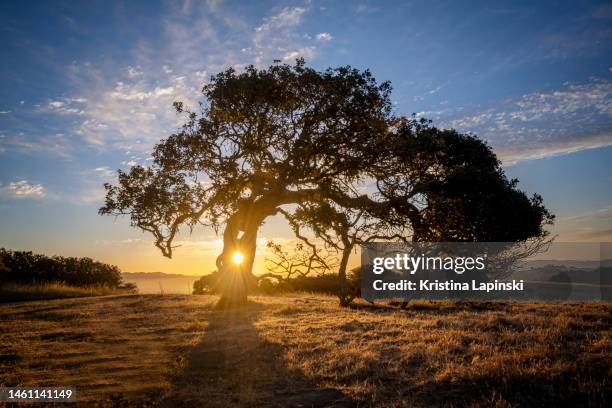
0;0;611;275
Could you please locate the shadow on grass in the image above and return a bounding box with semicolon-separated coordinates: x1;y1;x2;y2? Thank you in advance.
415;362;610;407
348;299;609;407
160;301;353;408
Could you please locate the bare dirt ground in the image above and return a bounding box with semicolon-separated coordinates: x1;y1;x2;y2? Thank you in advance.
0;294;610;407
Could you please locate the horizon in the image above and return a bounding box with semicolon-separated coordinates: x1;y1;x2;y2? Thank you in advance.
1;0;611;275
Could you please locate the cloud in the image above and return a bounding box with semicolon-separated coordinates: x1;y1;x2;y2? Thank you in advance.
557;227;612;242
354;4;378;13
512;81;611;119
75;186;107;204
94;166;115;178
43;1;321;154
580;228;612;239
109;82;174;101
66;63;194;149
55;167;120;205
437;78;612;164
564;206;612;222
250;5;316;65
0;132;75;158
547;206;612;242
126;66;143;78
493;132;612;163
0;180;46;199
254;7;306;44
315;32;333;41
47;98;86;115
282;46;315;62
94;238;145;245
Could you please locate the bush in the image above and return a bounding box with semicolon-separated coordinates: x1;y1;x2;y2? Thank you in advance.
0;248;123;288
283;274;341;294
192;271;221;294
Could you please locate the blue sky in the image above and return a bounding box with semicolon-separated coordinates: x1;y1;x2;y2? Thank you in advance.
0;0;611;274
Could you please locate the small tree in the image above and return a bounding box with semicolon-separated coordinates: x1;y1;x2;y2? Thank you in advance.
262;240;337;283
100;60;553;307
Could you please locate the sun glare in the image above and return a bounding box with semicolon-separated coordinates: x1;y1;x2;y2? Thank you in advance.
232;251;244;265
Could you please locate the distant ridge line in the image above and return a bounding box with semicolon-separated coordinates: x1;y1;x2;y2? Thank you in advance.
122;272;202;279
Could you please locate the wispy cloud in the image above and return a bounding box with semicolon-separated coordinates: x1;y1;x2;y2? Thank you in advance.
438;79;612;164
46;98;86;115
250;5;315;65
126;66;143;78
0;132;75;158
315;32;333;41
0;180;46;199
13;2;611;172
39;1;320;155
254;6;305;40
564;206;612;222
94;166;116;179
354;4;379;14
553;205;612;241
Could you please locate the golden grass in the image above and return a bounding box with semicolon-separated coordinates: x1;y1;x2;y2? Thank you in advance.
0;282;124;303
0;294;609;407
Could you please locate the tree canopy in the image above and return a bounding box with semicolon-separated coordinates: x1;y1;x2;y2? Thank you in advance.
100;59;553;306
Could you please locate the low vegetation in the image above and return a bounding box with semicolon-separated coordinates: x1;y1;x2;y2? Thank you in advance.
1;294;609;406
192;268;360;297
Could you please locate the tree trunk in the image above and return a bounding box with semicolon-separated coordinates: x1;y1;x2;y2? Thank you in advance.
338;241;354;307
213;195;287;307
216;246;256;308
215;211;259;308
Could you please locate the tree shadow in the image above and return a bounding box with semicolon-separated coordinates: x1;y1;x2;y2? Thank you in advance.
160;301;354;407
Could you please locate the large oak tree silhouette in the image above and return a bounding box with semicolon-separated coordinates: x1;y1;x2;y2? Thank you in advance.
100;60;553;307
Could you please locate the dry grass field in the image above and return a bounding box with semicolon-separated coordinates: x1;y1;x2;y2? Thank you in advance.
0;282;125;303
0;294;610;407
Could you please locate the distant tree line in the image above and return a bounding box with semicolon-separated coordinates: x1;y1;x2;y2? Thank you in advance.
0;248;123;288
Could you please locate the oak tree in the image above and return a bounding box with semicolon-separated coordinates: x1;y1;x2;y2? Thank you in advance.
100;60;553;307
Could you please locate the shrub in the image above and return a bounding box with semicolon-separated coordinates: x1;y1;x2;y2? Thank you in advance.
0;248;123;288
192;271;221;294
192;267;362;297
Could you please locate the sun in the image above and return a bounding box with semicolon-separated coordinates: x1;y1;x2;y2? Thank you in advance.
231;251;244;265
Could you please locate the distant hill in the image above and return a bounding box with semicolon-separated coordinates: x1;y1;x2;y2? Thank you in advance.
122;272;201;294
522;260;601;270
511;261;604;286
122;272;199;279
